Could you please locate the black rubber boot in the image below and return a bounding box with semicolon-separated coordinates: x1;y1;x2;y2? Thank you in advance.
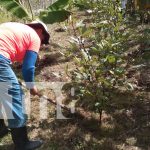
10;126;43;150
0;119;9;138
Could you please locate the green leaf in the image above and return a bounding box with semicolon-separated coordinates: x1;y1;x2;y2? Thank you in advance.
39;10;71;24
74;57;81;64
79;26;86;35
115;68;124;75
142;53;150;60
0;0;29;19
69;41;79;51
74;2;89;10
106;55;116;63
95;70;102;76
47;0;70;11
82;28;93;37
90;47;100;55
143;29;150;34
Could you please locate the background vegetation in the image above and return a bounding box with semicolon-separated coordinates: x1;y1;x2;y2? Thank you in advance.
0;0;149;150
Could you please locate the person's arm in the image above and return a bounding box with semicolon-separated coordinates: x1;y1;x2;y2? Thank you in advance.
22;50;38;95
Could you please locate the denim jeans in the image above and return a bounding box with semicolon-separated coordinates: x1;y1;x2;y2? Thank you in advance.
0;55;27;128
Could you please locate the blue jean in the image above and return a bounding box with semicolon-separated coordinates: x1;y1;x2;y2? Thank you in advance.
0;55;27;128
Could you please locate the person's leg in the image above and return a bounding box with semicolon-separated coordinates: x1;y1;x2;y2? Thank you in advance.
8;80;43;150
0;59;11;138
0;119;9;138
0;94;9;138
11;126;43;150
0;57;27;128
0;57;43;150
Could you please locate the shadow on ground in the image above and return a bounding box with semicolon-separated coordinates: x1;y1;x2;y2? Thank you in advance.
24;90;149;150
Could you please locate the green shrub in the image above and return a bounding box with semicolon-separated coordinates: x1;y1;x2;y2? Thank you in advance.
67;0;133;124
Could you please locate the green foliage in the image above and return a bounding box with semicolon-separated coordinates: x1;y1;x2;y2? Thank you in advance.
140;28;150;61
39;0;71;24
0;0;71;24
73;0;92;10
0;0;30;19
39;9;71;24
47;0;70;11
67;0;133;123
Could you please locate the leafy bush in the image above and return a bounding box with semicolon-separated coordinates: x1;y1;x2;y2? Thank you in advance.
0;0;29;19
39;0;71;24
0;0;71;23
67;0;133;124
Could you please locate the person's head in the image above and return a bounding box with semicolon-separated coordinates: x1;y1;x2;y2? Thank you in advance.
26;20;50;45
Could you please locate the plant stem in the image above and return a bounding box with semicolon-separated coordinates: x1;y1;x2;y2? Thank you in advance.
99;108;103;127
27;0;34;20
